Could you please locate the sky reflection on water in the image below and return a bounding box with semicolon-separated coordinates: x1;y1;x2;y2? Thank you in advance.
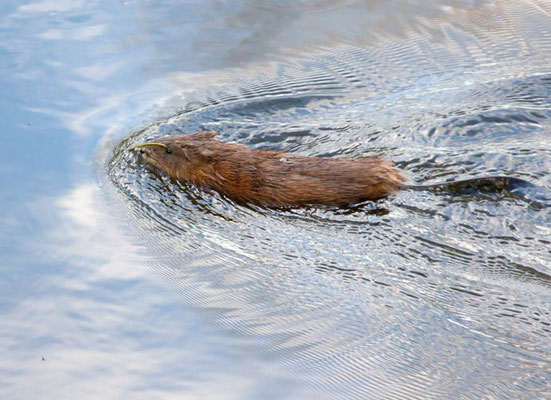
1;1;299;398
1;183;296;399
1;0;551;399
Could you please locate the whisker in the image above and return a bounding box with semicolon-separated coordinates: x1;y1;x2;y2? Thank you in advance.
130;143;168;151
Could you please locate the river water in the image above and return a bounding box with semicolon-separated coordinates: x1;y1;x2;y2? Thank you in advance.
1;1;551;399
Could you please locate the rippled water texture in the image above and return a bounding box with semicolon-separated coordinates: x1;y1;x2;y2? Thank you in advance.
3;1;551;399
107;2;551;398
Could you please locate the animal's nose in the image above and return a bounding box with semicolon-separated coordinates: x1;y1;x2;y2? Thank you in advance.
139;148;145;154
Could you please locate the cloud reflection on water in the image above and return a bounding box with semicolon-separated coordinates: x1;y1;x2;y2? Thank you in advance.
1;182;295;399
17;0;86;14
2;0;551;398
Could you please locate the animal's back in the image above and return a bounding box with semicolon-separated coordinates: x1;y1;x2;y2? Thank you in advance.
210;147;404;206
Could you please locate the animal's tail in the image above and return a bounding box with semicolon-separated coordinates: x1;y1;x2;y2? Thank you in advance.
405;176;548;208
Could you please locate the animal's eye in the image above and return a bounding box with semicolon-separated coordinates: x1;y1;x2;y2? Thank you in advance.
166;147;172;154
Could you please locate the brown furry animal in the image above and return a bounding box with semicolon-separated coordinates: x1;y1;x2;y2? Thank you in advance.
133;131;405;207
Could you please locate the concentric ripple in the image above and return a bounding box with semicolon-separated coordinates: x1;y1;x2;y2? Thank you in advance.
104;3;551;398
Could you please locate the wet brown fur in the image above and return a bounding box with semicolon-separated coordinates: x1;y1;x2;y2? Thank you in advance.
137;131;405;207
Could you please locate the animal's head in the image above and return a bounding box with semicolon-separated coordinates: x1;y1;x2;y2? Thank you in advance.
132;131;218;181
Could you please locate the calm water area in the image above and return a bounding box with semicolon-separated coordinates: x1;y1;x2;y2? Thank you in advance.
1;1;551;399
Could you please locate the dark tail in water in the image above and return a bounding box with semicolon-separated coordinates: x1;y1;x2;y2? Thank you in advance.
406;176;549;209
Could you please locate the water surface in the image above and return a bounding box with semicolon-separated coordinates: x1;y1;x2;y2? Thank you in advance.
2;1;551;399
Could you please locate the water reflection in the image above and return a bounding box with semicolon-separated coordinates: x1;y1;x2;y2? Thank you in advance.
109;50;551;397
2;0;551;399
1;183;295;399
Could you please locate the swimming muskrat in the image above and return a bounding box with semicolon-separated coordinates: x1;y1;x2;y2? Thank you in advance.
132;131;536;207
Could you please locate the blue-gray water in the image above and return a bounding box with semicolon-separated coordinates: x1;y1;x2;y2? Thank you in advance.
1;1;551;399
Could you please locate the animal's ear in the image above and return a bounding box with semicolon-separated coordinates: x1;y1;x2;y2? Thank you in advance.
180;146;192;161
191;131;218;140
181;143;215;162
